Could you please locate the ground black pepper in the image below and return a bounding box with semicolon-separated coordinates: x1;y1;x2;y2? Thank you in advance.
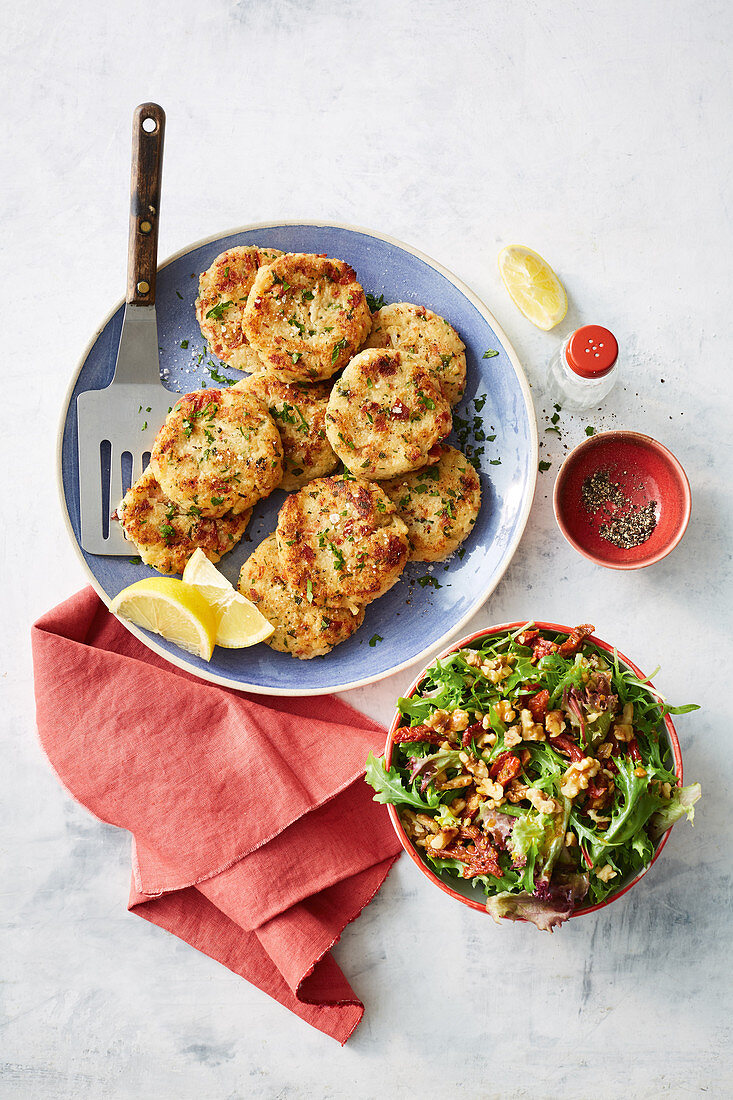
581;468;658;549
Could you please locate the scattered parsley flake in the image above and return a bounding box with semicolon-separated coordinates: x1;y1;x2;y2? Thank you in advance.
482;349;499;359
366;292;386;312
418;576;442;589
206;300;233;320
368;633;384;647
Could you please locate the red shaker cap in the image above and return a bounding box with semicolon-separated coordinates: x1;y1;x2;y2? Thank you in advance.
565;326;618;378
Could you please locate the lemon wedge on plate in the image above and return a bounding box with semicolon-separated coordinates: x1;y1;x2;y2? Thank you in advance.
109;577;218;661
498;245;568;330
182;548;274;649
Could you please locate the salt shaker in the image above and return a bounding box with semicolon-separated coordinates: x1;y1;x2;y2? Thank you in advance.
546;325;618;411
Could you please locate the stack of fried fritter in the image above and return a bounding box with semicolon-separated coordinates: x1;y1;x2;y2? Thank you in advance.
117;246;483;659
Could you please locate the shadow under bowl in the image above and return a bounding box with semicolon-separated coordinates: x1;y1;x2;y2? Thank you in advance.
553;431;691;569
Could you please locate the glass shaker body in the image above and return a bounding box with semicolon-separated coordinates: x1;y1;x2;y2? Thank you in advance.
546;326;618;411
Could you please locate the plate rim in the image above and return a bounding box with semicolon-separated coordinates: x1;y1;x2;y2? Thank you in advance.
57;219;539;696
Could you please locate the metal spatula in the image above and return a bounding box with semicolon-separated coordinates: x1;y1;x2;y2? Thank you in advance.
77;102;174;555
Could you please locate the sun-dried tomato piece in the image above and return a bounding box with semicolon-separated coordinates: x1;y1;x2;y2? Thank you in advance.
549;734;584;763
586;776;611;806
489;751;522;784
628;738;641;762
526;689;550;722
462;721;483;748
532;637;557;662
439;826;502;879
557;624;595;656
517;628;540;646
392;725;446;746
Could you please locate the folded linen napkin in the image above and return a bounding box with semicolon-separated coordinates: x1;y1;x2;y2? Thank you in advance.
31;588;400;1043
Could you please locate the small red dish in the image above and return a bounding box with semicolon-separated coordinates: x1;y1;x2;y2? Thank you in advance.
385;622;683;921
553;431;691;569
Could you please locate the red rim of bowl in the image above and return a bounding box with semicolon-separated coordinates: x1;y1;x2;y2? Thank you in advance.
552;431;692;571
385;621;683;920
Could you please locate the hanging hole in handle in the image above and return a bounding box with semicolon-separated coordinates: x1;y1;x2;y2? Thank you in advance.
142;117;157;133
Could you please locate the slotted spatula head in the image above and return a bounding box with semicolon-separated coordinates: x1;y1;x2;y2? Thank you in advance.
77;102;173;556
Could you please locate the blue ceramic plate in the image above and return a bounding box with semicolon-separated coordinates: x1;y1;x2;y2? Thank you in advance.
58;223;537;695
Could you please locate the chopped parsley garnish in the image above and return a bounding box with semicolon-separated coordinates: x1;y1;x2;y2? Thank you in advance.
331;337;348;363
180;339;189;349
329;542;346;571
482;349;499;359
368;633;384;647
539;460;552;472
206;365;236;385
205;300;233;320
306;579;313;604
585;426;596;436
288;315;306;334
366;292;386;312
418;576;442;589
211;496;225;506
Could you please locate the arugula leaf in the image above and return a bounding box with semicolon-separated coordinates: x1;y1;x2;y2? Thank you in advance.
364;752;440;811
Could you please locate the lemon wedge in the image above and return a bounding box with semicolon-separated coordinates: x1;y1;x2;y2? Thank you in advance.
498;245;568;330
109;577;218;661
182;548;274;649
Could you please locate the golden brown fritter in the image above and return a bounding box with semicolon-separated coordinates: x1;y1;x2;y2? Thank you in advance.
149;388;283;517
233;374;338;490
241;253;372;381
115;468;251;575
381;445;481;562
275;476;409;610
365;302;467;405
195;245;284;372
325;348;452;479
237;535;364;659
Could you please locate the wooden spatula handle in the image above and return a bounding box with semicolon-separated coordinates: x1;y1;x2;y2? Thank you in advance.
126;103;165;306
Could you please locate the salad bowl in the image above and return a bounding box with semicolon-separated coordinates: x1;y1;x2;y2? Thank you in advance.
373;621;698;927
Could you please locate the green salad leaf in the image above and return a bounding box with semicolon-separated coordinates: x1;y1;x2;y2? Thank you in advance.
365;751;440;811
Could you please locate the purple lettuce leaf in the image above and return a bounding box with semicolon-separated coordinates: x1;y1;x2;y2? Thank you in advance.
486;874;589;932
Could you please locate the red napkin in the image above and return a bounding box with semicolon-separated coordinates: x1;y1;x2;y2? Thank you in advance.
31;588;400;1043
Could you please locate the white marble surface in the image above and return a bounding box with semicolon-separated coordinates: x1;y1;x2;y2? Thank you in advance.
2;0;732;1096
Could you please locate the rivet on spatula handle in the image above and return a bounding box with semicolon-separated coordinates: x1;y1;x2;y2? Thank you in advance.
127;102;165;306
